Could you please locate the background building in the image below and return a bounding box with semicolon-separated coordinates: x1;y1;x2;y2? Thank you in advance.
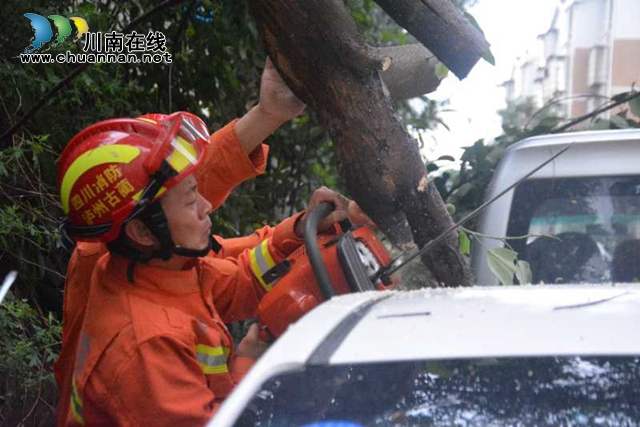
502;0;640;118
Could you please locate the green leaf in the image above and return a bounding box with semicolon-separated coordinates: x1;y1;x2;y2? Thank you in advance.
459;230;470;255
396;29;408;46
611;92;630;103
534;116;562;133
437;155;455;162
446;203;456;215
629;92;640;118
487;247;518;285
610;115;630;129
293;115;309;125
515;260;532;285
591;119;611;130
482;49;496;66
424;361;453;379
426;163;439;172
435;63;449;80
463;11;485;36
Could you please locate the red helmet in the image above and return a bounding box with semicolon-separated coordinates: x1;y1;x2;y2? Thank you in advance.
58;112;210;243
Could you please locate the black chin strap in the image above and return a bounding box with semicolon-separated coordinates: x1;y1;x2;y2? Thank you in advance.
173;236;221;257
141;200;221;260
126;236;220;284
121;200;221;283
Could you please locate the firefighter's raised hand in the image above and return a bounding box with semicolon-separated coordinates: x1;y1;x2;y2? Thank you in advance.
256;57;306;124
237;323;269;360
235;58;306;154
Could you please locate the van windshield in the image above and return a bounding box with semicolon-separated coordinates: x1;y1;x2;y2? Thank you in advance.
507;176;640;284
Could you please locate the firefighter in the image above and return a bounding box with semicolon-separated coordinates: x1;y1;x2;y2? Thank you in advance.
55;115;354;425
54;60;355;425
54;59;305;422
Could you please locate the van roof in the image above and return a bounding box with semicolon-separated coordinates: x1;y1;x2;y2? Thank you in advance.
508;128;640;153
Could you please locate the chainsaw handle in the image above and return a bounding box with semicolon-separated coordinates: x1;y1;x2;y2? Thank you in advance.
304;202;337;300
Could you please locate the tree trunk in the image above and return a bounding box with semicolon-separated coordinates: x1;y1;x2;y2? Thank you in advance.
250;0;475;287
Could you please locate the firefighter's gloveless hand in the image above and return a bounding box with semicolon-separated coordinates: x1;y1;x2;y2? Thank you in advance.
234;57;305;154
257;57;306;124
237;323;269;360
294;187;377;238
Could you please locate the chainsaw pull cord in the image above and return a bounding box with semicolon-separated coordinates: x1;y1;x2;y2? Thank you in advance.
304;202;337;300
375;143;574;284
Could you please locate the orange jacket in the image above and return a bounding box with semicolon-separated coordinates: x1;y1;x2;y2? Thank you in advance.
55;119;271;426
63;213;303;426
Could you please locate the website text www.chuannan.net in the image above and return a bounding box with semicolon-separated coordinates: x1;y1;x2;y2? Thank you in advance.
19;51;172;64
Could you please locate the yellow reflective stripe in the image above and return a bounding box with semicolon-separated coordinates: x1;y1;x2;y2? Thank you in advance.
196;345;230;375
137;118;157;124
166;136;197;172
60;145;141;213
70;378;84;424
249;246;269;291
249;240;276;292
260;239;276;271
195;344;230;357
199;363;229;375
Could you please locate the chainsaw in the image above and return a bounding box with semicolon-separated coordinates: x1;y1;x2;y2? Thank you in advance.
255;144;573;341
256;202;396;341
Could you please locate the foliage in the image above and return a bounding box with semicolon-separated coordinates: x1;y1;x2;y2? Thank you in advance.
0;296;61;425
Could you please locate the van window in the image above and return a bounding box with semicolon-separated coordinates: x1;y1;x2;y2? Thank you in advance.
507;176;640;284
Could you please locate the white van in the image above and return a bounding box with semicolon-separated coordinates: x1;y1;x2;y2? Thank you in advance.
471;129;640;286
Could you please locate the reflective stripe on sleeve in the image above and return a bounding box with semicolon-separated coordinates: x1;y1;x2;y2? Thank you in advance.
195;344;230;375
249;239;277;292
70;377;85;425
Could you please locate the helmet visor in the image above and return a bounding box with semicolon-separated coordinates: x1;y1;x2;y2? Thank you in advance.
149;112;209;180
129;113;210;219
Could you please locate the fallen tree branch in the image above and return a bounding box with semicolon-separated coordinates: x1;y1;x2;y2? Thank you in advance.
375;44;442;100
373;0;489;79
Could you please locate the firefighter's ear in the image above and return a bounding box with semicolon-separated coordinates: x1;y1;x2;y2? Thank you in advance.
124;219;158;248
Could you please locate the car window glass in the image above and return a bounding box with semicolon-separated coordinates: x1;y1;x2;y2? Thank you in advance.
506;176;640;283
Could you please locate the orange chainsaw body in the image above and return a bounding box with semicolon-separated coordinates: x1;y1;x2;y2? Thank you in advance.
256;225;395;341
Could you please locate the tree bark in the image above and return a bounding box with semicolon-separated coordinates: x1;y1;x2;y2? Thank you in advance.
251;0;475;287
374;0;490;79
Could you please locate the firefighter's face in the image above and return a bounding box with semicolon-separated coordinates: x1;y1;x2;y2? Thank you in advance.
161;175;213;251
